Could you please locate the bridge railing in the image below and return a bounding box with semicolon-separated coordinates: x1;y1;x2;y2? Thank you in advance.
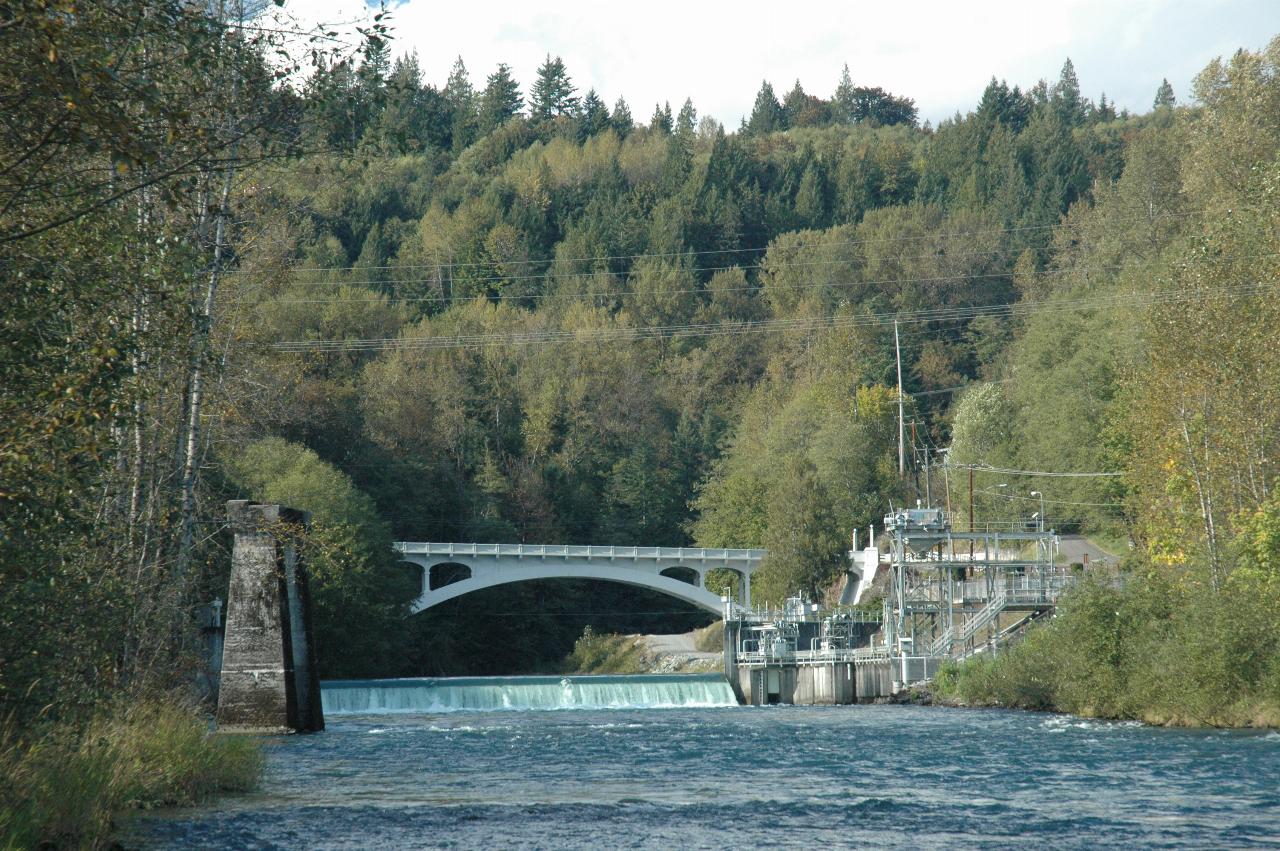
394;542;766;563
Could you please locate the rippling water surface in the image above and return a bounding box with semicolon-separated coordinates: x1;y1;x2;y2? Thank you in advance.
125;677;1280;849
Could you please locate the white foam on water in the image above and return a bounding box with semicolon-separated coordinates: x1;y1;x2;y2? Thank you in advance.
322;674;738;715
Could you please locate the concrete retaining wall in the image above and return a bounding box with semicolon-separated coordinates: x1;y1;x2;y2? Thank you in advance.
734;659;895;705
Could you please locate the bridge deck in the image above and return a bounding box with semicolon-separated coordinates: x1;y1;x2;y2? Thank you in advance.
394;542;765;563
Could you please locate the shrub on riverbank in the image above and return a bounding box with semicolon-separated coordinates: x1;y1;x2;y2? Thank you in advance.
0;698;262;849
693;622;724;653
934;573;1280;727
561;628;648;674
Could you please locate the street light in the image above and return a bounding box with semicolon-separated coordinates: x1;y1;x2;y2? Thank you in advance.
1030;491;1045;532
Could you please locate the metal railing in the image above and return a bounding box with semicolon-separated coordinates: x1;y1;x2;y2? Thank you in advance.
736;646;890;666
927;572;1078;656
393;541;766;564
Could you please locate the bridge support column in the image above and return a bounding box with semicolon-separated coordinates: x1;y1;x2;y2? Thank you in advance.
216;501;324;734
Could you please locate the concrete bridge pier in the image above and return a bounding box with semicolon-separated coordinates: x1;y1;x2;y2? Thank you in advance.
216;501;324;734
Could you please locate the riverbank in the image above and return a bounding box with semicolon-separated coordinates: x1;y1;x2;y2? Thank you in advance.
0;697;262;849
563;624;723;675
929;574;1280;729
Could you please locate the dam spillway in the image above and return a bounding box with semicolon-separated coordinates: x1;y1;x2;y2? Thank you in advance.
321;673;737;714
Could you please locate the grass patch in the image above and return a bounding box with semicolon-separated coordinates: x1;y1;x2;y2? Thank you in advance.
0;697;262;849
561;627;647;674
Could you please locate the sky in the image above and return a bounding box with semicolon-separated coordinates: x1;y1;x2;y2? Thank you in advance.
289;0;1279;126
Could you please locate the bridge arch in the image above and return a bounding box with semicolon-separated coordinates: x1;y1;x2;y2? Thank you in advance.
659;565;701;586
394;543;763;617
428;561;471;590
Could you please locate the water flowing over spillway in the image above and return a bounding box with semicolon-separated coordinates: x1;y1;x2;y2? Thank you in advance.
321;673;737;714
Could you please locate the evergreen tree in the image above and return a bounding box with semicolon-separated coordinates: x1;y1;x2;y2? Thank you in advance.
579;89;611;137
833;64;856;124
782;79;809;126
530;54;577;122
378;52;430;151
1097;92;1116;122
611;97;634;137
478;62;523;133
976;77;1031;133
650;101;673;134
675;97;697;136
661;99;697;190
1052;58;1087;125
794;161;829;228
445;56;478;152
746;80;785;135
356;37;390;127
1154;78;1176;109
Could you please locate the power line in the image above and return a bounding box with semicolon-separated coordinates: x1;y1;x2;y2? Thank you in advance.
277;205;1230;275
952;463;1124;478
910;378;1014;398
269;243;1034;289
267;279;1278;353
974;487;1126;508
232;248;1280;315
237;245;1280;308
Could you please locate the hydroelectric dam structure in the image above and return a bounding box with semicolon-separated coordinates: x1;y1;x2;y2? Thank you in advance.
724;506;1081;705
212;505;1080;726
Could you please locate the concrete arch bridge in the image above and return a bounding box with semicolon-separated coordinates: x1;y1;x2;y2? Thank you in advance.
394;542;765;616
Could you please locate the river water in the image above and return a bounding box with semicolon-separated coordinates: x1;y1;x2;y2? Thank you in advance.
125;674;1280;849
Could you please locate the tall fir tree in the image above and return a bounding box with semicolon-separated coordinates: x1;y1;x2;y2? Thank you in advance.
833;64;856;124
746;80;785;135
782;79;808;126
530;54;577;122
580;89;611;137
445;56;478;152
1052;58;1087;126
675;98;697;136
478;62;524;133
378;52;430;151
650;101;674;134
1153;78;1176;109
611;97;634;137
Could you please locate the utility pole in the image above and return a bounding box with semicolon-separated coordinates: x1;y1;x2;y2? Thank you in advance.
895;319;904;477
968;466;975;565
924;445;932;507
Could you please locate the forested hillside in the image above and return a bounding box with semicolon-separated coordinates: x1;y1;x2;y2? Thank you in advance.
4;0;1279;714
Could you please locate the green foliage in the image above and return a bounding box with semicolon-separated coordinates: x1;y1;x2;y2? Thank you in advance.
0;698;261;849
936;572;1280;726
562;627;647;674
222;438;417;678
693;332;902;605
530;54;578;124
8;0;1279;726
693;621;725;653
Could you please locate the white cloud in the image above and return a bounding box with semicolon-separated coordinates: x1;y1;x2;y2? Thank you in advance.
288;0;1279;124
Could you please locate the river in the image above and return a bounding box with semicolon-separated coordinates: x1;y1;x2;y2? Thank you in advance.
124;674;1280;849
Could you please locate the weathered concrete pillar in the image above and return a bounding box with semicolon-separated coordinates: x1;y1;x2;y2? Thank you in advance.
216;501;324;733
